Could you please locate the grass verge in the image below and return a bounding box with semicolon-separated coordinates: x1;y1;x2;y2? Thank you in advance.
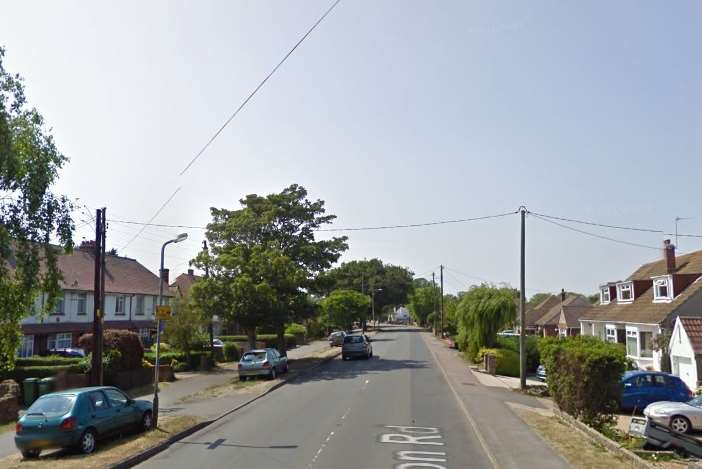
0;420;15;434
0;415;199;469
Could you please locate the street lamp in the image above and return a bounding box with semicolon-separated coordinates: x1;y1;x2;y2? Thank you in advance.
371;287;383;328
153;232;188;428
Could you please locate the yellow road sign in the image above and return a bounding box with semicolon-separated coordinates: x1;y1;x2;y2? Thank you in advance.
156;305;172;320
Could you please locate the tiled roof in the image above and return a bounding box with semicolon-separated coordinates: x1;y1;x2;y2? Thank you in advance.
629;250;702;279
535;295;590;327
525;295;561;327
560;305;593;328
679;317;702;355
58;248;168;296
170;272;202;297
581;276;702;324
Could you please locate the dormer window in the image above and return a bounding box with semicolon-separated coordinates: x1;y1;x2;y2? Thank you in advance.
617;282;633;302
653;276;672;301
601;287;611;304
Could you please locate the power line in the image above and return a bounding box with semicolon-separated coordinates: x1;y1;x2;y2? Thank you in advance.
120;186;182;250
178;0;342;176
315;211;518;232
530;212;661;251
528;211;663;233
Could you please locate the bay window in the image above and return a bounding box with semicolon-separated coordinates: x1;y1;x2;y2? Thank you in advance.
640;331;653;358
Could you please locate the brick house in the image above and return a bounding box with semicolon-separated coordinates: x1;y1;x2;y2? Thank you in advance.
525;292;591;337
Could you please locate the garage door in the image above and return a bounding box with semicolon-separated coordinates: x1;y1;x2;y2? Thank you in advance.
673;356;695;390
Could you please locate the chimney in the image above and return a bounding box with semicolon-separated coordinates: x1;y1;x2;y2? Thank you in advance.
664;239;676;274
161;268;169;286
561;288;566;303
187;269;194;277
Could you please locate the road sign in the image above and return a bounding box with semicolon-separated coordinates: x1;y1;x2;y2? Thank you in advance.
156;305;172;320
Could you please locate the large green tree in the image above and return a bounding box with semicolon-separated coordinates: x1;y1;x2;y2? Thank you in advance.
0;48;73;370
407;285;437;327
192;185;347;352
321;289;370;331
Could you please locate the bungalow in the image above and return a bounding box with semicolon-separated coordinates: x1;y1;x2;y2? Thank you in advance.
580;240;702;371
533;291;591;337
524;295;561;335
169;269;222;336
19;243;173;357
669;316;702;392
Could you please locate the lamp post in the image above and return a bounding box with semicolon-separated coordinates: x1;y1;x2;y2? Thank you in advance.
153;232;188;428
371;287;383;329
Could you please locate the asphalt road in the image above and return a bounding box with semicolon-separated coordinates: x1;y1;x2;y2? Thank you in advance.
138;327;565;469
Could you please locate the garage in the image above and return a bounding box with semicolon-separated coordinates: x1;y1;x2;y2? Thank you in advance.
670;317;702;392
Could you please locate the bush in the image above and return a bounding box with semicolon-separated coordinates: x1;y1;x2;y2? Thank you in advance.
143;350;211;371
16;356;82;367
218;334;296;349
79;330;144;371
150;343;171;353
0;364;84;382
285;323;306;335
223;342;241;362
496;336;541;372
539;336;627;429
305;318;326;340
476;348;520;377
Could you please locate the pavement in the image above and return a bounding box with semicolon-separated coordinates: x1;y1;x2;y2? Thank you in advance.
137;327;571;469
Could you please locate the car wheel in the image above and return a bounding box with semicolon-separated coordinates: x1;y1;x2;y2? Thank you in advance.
142;411;153;432
21;449;40;459
78;428;97;454
670;416;692;434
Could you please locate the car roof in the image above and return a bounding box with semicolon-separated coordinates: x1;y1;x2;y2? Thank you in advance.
244;349;270;354
623;370;677;378
37;386;120;397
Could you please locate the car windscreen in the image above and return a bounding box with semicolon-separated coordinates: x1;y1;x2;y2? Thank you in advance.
243;352;267;361
344;336;364;344
689;395;702;407
26;395;75;417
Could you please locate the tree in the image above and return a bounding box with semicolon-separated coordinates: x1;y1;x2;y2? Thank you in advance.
0;48;73;371
455;284;517;358
321;290;370;331
192;185;347;352
443;293;459;335
527;293;551;309
407;286;437;327
165;294;208;359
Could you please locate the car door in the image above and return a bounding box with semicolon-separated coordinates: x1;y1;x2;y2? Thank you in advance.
103;388;132;430
638;374;658;408
86;390;114;435
268;349;281;372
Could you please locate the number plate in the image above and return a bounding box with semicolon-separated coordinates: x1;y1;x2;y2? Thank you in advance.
629;417;647;437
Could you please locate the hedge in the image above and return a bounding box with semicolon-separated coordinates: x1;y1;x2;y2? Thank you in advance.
218;334;297;349
0;364;85;383
79;330;144;371
16;356;82;367
223;343;241;362
476;347;520;377
143;351;211;371
539;336;627;429
496;336;541;372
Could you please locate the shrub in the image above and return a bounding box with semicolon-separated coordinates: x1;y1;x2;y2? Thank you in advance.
16;356;82;367
305;318;326;340
476;347;520;377
285;323;306;335
539;336;627;429
143;351;211;371
0;364;84;382
223;342;241;362
79;330;144;371
496;336;541;372
150;343;171;353
217;334;296;349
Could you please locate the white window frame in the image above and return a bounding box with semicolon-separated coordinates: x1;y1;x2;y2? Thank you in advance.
639;330;653;358
135;295;145;316
75;292;87;315
605;325;617;343
626;327;639;357
18;335;34;357
115;295;126;316
618;282;634;303
653;277;672;302
48;332;72;350
51;294;66;315
601;287;611;305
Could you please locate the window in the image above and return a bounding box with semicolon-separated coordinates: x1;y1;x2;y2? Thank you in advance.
104;389;128;408
634;374;653;387
51;294;65;315
601;287;611;304
75;293;87;315
48;332;72;350
135;296;144;316
640;331;653;358
18;335;34;357
626;330;638;356
653;375;669;387
115;295;126;316
87;391;108;410
606;326;617;343
618;283;633;302
654;278;671;300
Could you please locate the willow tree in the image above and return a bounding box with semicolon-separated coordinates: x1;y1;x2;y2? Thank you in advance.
455;284;517;358
0;47;74;370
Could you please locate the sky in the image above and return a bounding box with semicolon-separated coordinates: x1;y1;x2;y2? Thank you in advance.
2;0;701;298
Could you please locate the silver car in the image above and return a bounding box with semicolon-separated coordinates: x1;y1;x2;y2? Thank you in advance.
644;395;702;434
341;334;372;360
328;331;346;347
238;348;288;380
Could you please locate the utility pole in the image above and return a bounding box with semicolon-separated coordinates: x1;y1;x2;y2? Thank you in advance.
519;207;527;390
440;265;444;338
204;240;215;364
432;272;437;335
91;208;106;386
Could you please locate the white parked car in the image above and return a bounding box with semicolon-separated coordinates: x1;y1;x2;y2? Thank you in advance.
644;396;702;434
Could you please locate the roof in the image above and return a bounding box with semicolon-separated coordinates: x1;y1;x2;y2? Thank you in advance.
524;296;561;328
58;248;168;296
535;295;590;327
559;305;593;328
581;276;702;324
629;250;702;279
679;317;702;355
170;271;202;297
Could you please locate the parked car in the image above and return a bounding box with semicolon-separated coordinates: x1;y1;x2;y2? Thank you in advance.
48;347;85;358
238;348;288;380
15;386;152;458
497;330;519;337
342;334;373;360
536;364;547;381
620;371;692;411
644;394;702;434
328;331;346;347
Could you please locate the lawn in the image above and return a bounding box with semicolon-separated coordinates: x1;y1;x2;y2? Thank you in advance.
0;415;199;469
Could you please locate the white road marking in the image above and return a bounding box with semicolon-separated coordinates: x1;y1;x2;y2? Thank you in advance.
395;451;447;462
380;433;444;445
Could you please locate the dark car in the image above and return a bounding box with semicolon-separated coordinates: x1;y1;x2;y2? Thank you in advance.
342;334;373;360
47;347;86;358
15;386;153;458
620;371;693;411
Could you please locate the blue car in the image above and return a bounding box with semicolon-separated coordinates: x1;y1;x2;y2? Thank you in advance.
620;371;692;411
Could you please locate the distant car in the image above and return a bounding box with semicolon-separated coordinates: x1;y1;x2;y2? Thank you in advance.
238;348;288;380
620;371;692;411
497;330;519;337
342;334;372;360
48;347;85;358
211;339;224;348
644;395;702;434
536;364;547;381
14;386;152;458
328;331;346;347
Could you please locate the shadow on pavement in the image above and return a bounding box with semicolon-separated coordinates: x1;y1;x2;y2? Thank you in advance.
286;355;429;385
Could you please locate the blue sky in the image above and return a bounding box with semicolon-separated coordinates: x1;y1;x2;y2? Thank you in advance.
2;1;701;296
